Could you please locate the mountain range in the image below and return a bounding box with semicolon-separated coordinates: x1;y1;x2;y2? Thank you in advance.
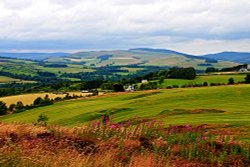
0;49;249;68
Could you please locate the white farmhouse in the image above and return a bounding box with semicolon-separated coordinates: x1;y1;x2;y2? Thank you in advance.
125;85;135;92
141;80;148;83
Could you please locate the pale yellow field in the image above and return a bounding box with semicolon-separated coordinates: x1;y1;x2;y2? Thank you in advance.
0;92;92;106
0;76;21;83
0;76;36;84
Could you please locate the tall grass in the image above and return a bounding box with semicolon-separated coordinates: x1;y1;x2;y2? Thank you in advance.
0;118;249;167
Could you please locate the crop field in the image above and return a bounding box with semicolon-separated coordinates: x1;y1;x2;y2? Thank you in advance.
0;76;20;83
0;76;35;84
1;85;249;140
160;74;246;87
0;92;92;106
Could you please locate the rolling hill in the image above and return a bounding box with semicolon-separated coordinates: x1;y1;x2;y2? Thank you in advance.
203;51;250;64
0;48;238;69
1;85;250;130
44;48;236;69
0;48;243;83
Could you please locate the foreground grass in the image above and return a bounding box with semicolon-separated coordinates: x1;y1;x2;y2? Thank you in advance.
0;120;249;167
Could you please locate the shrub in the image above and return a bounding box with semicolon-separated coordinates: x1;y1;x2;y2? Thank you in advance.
210;83;216;86
203;82;208;86
245;74;250;83
14;101;25;113
172;85;179;88
228;78;235;85
54;97;63;101
36;113;49;126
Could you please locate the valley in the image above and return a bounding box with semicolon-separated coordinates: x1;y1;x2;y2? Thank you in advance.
0;48;250;167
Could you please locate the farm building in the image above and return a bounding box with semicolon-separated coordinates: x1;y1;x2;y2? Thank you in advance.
125;85;135;92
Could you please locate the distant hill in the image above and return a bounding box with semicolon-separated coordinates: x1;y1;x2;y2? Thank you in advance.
0;48;238;70
0;52;69;61
46;48;229;69
203;52;250;64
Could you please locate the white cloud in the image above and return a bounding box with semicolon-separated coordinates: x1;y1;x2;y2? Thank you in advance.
0;0;249;53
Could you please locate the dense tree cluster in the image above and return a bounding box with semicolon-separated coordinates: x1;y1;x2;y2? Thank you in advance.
168;67;196;79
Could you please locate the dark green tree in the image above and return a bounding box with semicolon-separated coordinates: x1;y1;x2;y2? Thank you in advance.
168;67;196;79
203;82;208;86
0;101;7;115
113;83;124;92
158;76;165;85
15;101;24;111
228;78;235;85
205;67;219;73
33;97;43;106
36;113;49;126
245;74;250;83
8;104;16;113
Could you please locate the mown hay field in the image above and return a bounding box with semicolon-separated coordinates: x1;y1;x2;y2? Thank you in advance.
0;92;92;106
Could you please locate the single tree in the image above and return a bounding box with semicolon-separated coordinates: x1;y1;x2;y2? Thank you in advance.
0;101;7;115
36;113;49;126
113;83;125;92
245;74;250;83
15;101;24;111
228;78;235;85
33;97;43;106
8;104;16;113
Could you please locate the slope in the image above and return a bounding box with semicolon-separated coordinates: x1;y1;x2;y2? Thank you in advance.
1;85;249;129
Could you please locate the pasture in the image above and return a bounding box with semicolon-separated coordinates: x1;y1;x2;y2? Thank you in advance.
160;74;246;87
1;85;249;141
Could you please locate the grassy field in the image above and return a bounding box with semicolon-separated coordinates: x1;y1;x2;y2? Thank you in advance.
1;85;250;166
0;92;92;106
1;85;249;140
159;74;246;87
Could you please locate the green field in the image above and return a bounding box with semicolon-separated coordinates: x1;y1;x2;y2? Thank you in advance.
159;74;246;87
1;85;250;137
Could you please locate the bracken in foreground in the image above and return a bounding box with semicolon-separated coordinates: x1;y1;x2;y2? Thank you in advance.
0;117;249;167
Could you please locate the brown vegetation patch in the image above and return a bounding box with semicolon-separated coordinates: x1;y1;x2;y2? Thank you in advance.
0;122;249;167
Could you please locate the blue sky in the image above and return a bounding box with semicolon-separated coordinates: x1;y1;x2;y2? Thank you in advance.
0;0;250;55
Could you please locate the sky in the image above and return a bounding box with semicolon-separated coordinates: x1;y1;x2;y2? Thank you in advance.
0;0;250;55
